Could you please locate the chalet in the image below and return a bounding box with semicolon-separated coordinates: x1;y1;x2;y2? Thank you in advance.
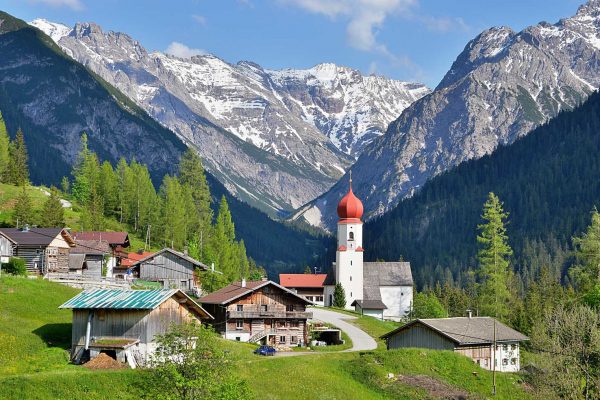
0;227;75;274
72;231;130;275
125;248;209;292
69;239;110;277
380;317;529;372
60;289;213;367
279;273;327;306
199;280;313;348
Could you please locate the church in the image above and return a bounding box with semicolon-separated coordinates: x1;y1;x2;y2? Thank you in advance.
323;178;413;321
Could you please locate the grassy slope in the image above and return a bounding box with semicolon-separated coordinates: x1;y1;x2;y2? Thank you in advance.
0;277;532;399
0;183;153;251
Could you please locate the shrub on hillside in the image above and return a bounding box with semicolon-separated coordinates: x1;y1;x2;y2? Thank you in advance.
3;257;26;276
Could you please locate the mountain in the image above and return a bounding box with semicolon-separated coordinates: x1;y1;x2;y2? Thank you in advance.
29;19;429;215
0;11;326;273
364;89;600;289
294;0;600;230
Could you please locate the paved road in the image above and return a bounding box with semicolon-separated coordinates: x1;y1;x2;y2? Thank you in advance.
275;307;377;357
310;307;377;352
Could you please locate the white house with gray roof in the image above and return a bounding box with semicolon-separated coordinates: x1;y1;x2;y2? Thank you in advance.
381;317;529;372
323;179;413;321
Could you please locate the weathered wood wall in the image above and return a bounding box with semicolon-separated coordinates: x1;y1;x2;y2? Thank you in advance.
386;324;455;351
139;252;196;290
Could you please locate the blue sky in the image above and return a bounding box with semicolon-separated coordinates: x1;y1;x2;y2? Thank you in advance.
2;0;585;88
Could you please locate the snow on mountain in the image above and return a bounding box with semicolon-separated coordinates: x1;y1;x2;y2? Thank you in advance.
29;18;428;215
293;0;600;230
30;18;71;42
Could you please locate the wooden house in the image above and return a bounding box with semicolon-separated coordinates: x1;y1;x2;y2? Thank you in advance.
0;227;75;274
381;317;529;372
72;231;130;275
199;279;313;348
279;273;327;306
59;289;213;367
69;239;111;278
124;248;209;292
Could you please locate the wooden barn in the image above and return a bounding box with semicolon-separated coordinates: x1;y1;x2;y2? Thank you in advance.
0;227;75;274
199;279;313;348
124;248;209;292
72;231;130;275
60;289;213;367
381;317;529;372
69;239;111;277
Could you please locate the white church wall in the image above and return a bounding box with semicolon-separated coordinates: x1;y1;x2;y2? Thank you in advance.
380;286;413;321
323;285;334;307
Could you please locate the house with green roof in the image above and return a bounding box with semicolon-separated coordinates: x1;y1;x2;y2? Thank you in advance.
60;289;213;367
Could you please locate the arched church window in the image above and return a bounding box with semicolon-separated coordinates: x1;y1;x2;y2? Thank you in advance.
349;232;354;240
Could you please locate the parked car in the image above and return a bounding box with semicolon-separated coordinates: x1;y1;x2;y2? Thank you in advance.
254;345;276;356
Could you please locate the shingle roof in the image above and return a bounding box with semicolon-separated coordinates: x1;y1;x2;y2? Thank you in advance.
71;239;111;255
351;299;387;310
121;251;155;267
324;262;413;288
72;231;130;247
59;289;213;319
381;317;529;345
199;280;313;305
129;248;209;270
279;274;327;288
0;228;74;247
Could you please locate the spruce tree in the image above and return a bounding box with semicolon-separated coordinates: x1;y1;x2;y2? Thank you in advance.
8;129;29;186
333;283;346;308
178;148;213;231
159;175;187;249
0;111;10;182
476;192;513;319
14;187;34;227
60;176;70;195
40;187;65;227
570;207;600;293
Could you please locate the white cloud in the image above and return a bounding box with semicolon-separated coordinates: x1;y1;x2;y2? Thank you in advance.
192;14;207;26
165;42;206;59
29;0;84;10
280;0;416;53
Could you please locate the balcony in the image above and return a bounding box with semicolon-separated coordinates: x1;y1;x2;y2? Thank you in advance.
227;310;312;319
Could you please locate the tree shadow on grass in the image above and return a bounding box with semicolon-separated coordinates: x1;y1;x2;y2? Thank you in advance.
32;323;72;350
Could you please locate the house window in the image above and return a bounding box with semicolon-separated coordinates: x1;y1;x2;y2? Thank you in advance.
180;280;187;289
350;292;352;297
277;320;286;328
511;344;517;350
237;305;243;312
350;261;352;266
236;337;241;341
236;319;243;329
261;304;268;312
350;276;352;281
290;320;299;328
502;344;508;351
511;358;517;365
290;336;298;344
306;296;313;301
286;304;294;312
349;232;354;240
317;296;323;302
502;358;508;366
279;336;286;343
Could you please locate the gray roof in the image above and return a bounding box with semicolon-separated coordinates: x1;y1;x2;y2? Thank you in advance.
129;248;209;270
381;317;529;345
0;228;73;247
323;261;413;288
69;254;86;270
351;299;387;310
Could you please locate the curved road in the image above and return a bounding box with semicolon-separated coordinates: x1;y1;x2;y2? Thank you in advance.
276;307;377;356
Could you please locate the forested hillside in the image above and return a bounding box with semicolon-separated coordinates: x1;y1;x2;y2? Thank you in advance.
365;90;600;289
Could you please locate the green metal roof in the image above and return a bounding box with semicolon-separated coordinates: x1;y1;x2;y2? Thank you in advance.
59;289;179;310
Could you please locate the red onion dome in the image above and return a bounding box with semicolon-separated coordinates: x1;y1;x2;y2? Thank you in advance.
337;186;364;220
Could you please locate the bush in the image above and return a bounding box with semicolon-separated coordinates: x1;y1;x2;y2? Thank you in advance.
3;257;27;276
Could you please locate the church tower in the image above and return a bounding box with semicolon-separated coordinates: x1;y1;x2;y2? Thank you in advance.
334;175;364;309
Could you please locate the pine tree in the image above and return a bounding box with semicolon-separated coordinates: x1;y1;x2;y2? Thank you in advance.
7;129;29;186
99;161;118;217
333;283;346;308
81;185;104;230
14;187;34;227
0;111;10;182
304;266;312;274
40;187;65;227
159;175;187;249
476;192;513;320
60;176;70;195
71;133;99;205
570;207;600;293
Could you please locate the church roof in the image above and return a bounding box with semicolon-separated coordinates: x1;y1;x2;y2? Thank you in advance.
351;299;387;310
323;261;413;289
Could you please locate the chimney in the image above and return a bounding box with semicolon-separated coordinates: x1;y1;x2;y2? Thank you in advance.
241;278;246;288
466;309;473;319
22;224;30;232
261;276;268;282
